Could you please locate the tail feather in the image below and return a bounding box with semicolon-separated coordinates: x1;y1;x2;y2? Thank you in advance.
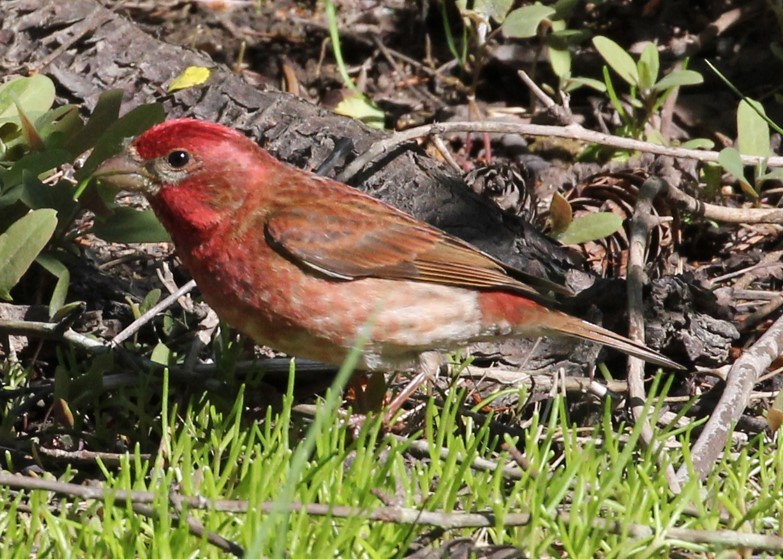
544;311;684;370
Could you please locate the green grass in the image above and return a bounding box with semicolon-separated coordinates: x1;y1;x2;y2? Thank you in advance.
2;358;783;558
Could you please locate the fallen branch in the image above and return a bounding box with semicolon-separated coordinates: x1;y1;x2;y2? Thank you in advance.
2;472;783;552
338;120;783;185
627;176;681;493
111;279;197;347
664;183;783;224
677;312;783;482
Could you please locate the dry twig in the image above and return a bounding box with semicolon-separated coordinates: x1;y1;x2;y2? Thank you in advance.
2;472;783;552
678;312;783;482
626;176;681;493
338;120;783;187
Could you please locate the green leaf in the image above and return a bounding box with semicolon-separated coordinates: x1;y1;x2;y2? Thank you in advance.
19;174;78;221
549;45;571;79
718;147;757;198
151;342;173;366
66;89;123;158
592;36;639;86
652;69;704;92
718;147;746;180
700;163;723;196
91;207;171;243
549;28;591;45
325;0;357;91
637;43;659;90
628;97;644;109
51;301;84;324
36;252;70;318
36;105;83;149
0;208;58;299
1;148;72;190
602;66;631;124
645;128;666;145
737;99;770;157
76;102;165;180
557;212;623;245
759;167;783;182
0;186;24;210
0;75;56;123
70;352;113;405
501;4;556;38
679;137;714;150
140;288;162;314
53;364;72;403
563;76;606;93
13;99;45;152
334;94;386;129
553;0;579;18
473;0;514;23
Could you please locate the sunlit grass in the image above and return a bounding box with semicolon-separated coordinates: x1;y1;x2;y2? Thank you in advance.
1;364;781;558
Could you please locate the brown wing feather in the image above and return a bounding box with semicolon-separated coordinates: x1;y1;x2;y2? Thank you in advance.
264;182;566;300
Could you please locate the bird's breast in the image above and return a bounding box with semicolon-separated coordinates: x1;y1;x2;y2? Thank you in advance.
175;230;501;369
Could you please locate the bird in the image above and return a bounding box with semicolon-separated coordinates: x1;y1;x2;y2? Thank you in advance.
94;118;682;380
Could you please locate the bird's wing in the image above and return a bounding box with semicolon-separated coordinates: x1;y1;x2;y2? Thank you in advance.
264;188;566;299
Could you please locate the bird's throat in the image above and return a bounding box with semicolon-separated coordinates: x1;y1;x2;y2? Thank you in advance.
151;185;231;247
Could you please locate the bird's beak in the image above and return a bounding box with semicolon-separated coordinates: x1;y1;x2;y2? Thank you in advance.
93;150;153;193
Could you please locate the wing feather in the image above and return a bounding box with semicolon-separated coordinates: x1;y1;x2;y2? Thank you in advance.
264;182;567;300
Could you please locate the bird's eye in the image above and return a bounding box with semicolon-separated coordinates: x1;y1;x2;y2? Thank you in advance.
166;150;190;168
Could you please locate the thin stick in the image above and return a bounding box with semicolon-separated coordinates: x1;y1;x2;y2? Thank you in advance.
337;121;783;184
3;473;783;551
111;279;197;347
678;312;783;482
626;176;681;494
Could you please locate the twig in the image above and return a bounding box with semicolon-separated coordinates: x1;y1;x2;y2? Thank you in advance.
658;61;682;140
36;446;151;465
0;317;225;392
392;434;524;480
676;4;758;58
627;176;681;494
0;319;104;350
291;403;525;480
663;183;783;224
430;135;462;172
336;121;783;184
131;502;244;558
677;312;783;482
733;251;783;290
460;365;629;395
517;70;574;125
111;279;197;347
731;289;783;301
3;472;783;552
738;296;783;333
517;70;557;110
708;259;783;286
501;441;537;478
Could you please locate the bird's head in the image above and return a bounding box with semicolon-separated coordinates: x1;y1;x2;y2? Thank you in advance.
95;119;275;238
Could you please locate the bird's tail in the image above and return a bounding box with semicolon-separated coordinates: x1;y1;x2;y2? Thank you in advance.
542;310;684;370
